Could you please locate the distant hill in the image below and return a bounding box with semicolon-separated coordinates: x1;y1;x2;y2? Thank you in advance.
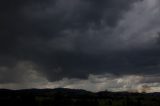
0;88;160;106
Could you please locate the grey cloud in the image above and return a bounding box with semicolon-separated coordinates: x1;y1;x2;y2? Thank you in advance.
1;0;160;89
0;61;42;84
1;74;160;92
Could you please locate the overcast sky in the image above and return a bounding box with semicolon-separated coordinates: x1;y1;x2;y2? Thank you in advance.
0;0;160;92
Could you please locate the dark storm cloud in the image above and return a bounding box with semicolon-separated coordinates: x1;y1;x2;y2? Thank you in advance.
1;0;160;83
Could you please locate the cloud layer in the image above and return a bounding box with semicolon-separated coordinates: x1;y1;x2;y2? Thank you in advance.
1;73;160;93
0;0;160;92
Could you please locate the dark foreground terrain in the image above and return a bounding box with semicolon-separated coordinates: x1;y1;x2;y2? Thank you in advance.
0;88;160;106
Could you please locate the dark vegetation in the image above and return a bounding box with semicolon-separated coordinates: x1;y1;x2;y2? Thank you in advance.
0;88;160;106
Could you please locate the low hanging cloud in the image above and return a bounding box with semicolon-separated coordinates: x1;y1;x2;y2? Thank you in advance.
0;0;160;91
1;73;160;93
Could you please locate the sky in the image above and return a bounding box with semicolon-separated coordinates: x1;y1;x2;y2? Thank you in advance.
0;0;160;92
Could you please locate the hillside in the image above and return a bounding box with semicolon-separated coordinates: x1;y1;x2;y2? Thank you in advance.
0;88;160;106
